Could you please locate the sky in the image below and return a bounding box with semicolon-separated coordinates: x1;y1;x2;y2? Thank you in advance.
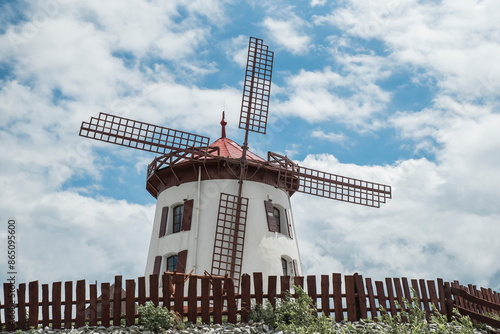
1;0;500;293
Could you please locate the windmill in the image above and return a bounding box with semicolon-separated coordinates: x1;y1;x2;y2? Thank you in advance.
79;37;391;288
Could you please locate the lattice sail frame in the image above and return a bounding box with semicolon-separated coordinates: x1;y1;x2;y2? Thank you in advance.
268;152;392;208
211;193;249;288
80;112;210;154
239;37;274;135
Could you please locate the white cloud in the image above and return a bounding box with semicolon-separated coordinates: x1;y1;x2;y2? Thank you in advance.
262;16;311;55
311;129;347;143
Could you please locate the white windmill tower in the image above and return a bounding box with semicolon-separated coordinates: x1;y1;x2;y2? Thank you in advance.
79;37;392;288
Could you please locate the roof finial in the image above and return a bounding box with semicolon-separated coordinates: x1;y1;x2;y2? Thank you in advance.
220;111;227;138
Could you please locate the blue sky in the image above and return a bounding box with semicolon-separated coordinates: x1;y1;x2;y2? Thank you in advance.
1;0;500;292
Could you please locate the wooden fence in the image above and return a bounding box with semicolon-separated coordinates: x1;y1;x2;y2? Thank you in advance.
1;272;500;331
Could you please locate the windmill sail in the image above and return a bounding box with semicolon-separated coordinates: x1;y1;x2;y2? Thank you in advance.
239;37;274;135
80;112;210;154
268;152;392;208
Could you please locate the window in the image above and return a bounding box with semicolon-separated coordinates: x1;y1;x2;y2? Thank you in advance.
166;255;177;272
273;207;281;233
281;257;288;276
173;205;183;233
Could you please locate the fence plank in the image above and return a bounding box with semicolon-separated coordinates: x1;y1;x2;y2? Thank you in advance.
201;276;210;324
4;283;15;331
89;284;98;326
126;279;136;326
294;276;304;291
42;284;49;328
138;277;146;307
188;276;198;324
355;275;368;320
332;273;343;322
365;278;377;320
385;278;397;317
52;282;62;329
419;279;431;320
437;278;447;316
401;277;412;302
213;278;223;324
411;279;421;309
150;275;159;307
174;273;185;318
393;278;406;320
444;282;453;321
281;276;290;296
113;276;122;326
375;281;386;316
64;281;72;329
101;282;110;327
28;281;39;328
241;274;251;323
75;280;86;328
253;273;263;306
18;283;26;330
162;274;172;310
345;275;357;321
268;276;277;308
225;277;237;324
320;275;330;316
427;280;439;313
307;275;317;310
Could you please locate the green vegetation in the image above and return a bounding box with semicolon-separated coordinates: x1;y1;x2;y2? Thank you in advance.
137;301;181;333
249;287;481;334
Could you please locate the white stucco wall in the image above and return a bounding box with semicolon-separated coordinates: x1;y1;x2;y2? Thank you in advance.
144;173;303;281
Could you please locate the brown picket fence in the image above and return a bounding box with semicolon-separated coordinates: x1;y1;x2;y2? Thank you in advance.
1;272;500;331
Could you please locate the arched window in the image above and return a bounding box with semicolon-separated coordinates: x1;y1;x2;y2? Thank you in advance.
173;205;183;233
166;255;177;272
281;257;288;276
273;207;281;233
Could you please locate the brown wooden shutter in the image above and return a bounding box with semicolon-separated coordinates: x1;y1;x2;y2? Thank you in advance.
285;209;294;239
153;256;162;275
177;250;188;273
264;200;278;232
292;259;299;277
159;206;169;237
181;199;194;231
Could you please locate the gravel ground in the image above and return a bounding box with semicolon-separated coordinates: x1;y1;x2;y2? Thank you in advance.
1;320;496;334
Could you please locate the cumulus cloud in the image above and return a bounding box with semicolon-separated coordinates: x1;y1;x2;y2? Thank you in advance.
262;15;311;55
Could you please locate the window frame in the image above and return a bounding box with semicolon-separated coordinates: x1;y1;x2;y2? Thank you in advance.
172;204;184;233
281;257;288;276
166;254;177;272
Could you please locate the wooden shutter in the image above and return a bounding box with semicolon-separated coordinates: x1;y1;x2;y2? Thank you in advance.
285;209;294;239
292;259;299;277
153;256;162;275
159;206;169;237
177;250;188;273
264;200;278;232
181;199;194;231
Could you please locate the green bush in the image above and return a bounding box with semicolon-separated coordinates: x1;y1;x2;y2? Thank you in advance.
250;286;480;334
137;301;179;333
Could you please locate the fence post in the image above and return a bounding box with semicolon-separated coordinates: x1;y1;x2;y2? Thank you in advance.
241;274;251;323
18;283;26;330
213;278;223;324
355;275;368;320
3;282;15;331
75;280;86;328
42;284;50;328
101;282;110;327
89;284;98;326
253;272;263;306
174;273;185;318
225;277;237;324
268;276;277;308
345;276;357;321
64;281;72;329
320;275;330;317
187;275;198;324
444;282;453;322
201;276;210;324
138;277;146;307
126;279;136;326
52;282;62;329
332;273;343;322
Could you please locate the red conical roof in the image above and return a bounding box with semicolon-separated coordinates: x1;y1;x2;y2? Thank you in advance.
209;137;265;162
